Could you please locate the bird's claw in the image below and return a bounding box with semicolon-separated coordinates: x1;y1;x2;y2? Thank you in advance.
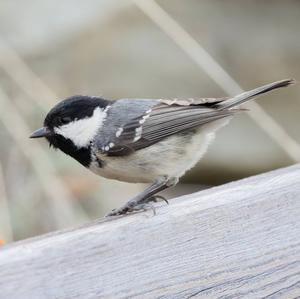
106;194;169;217
106;202;156;217
147;195;169;205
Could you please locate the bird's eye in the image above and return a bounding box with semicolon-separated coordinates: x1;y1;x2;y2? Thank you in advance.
60;116;72;124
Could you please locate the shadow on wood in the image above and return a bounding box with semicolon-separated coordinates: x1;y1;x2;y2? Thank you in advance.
0;164;300;298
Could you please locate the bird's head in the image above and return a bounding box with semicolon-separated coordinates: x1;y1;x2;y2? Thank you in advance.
30;95;109;166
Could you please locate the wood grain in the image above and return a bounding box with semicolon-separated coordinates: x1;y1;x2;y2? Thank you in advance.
0;164;300;299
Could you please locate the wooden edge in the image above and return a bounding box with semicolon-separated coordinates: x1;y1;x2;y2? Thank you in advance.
0;164;299;299
1;163;299;250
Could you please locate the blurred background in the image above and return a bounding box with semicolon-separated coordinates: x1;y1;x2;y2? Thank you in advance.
0;0;299;242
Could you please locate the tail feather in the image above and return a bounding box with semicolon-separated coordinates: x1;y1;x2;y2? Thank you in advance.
218;79;295;110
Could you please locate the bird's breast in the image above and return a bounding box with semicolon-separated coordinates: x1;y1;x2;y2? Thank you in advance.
88;128;217;183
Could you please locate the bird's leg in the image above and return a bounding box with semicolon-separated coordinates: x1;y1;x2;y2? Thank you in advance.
106;176;178;216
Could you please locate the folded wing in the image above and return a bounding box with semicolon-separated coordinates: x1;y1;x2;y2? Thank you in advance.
97;98;237;156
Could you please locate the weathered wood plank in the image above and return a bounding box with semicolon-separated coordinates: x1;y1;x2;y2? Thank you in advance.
0;164;300;299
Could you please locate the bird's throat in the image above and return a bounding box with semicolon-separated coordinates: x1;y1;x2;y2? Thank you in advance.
47;135;92;167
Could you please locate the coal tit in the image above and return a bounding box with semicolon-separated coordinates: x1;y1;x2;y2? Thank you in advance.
30;79;294;216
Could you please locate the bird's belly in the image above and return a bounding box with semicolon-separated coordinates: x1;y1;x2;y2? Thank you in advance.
89;128;217;183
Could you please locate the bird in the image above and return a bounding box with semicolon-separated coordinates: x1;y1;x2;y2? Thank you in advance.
30;79;294;216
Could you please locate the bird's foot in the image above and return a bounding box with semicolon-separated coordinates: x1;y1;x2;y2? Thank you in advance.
145;195;169;205
106;194;168;217
106;201;155;217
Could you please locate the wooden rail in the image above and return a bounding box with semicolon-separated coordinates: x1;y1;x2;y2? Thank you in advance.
0;164;300;299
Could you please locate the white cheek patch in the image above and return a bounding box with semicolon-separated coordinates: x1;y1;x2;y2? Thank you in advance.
54;107;107;148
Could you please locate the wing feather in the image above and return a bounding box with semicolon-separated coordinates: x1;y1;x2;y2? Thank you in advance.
99;98;237;156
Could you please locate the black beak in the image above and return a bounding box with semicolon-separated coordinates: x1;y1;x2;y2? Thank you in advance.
29;127;51;138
